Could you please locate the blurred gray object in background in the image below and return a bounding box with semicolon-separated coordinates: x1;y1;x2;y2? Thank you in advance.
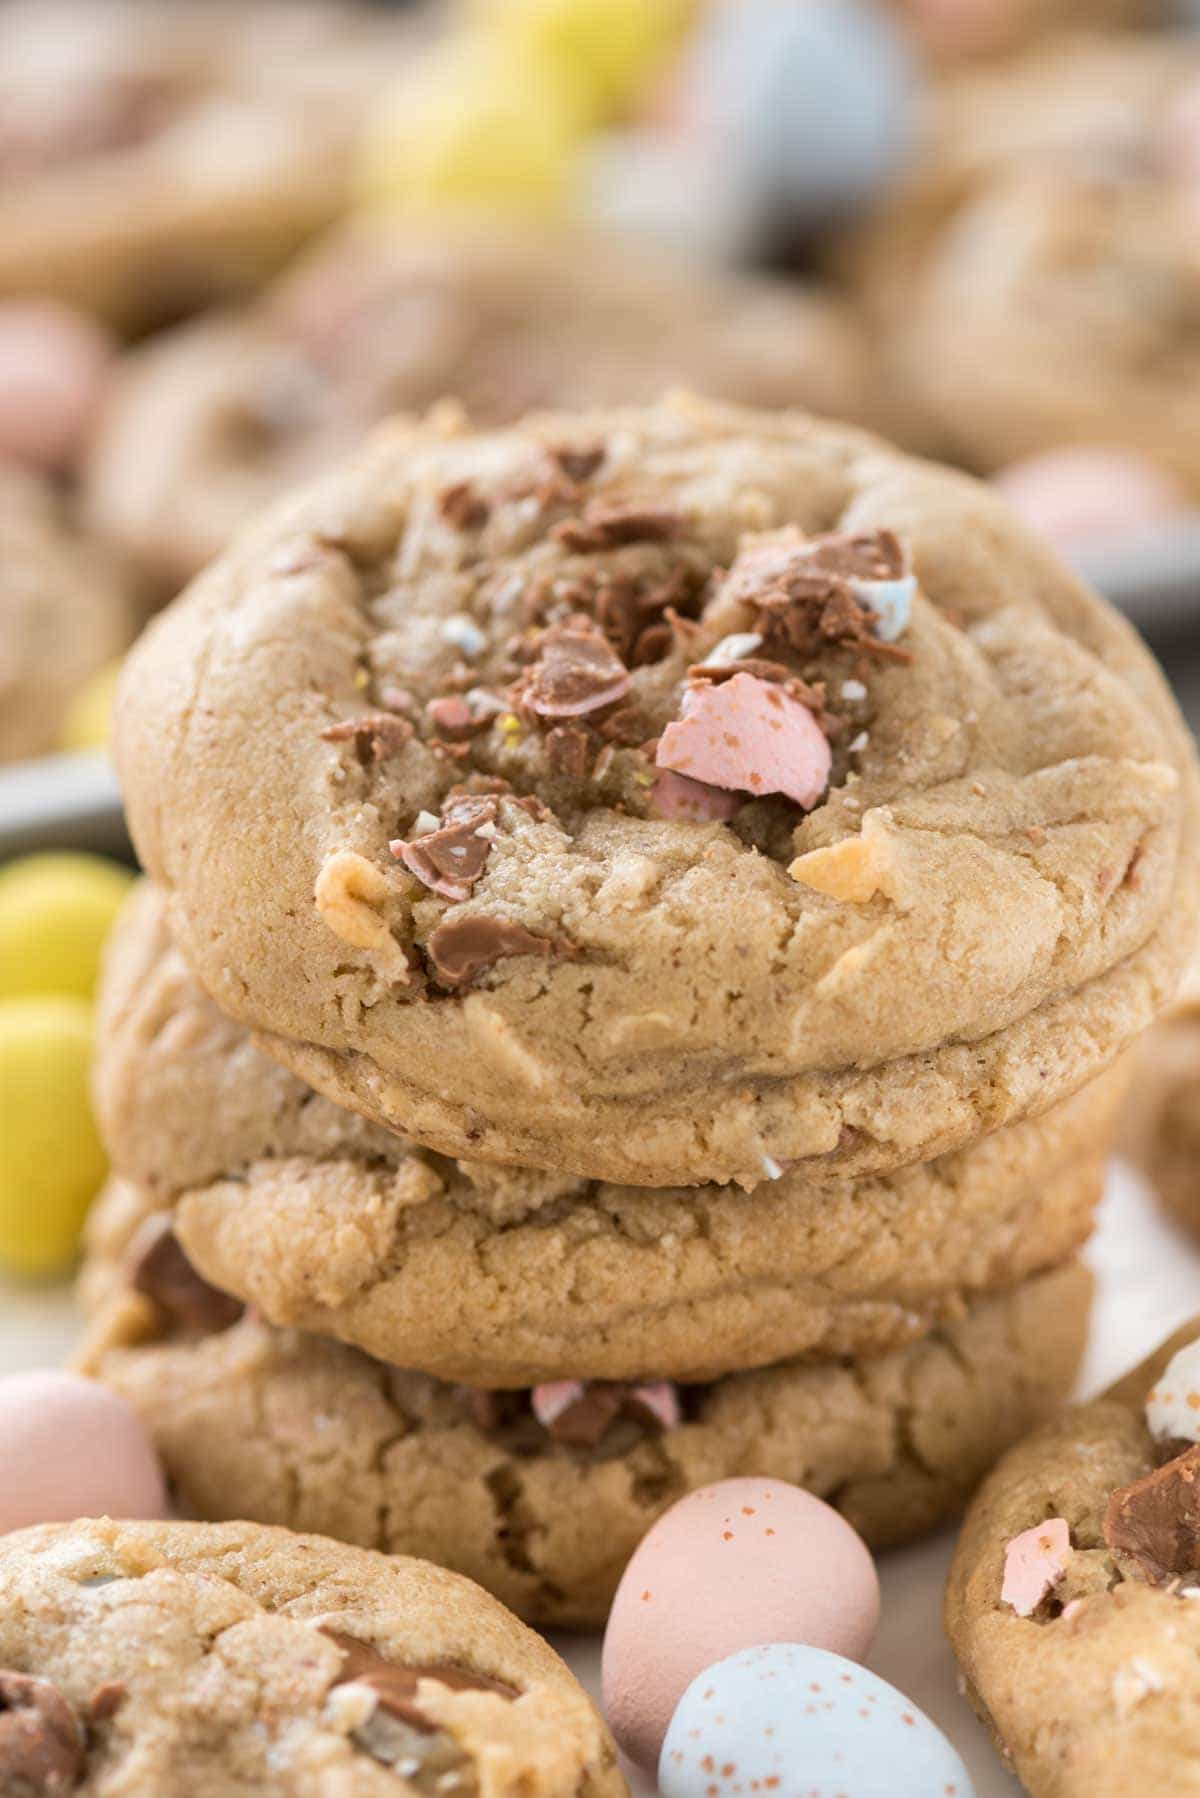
0;755;129;861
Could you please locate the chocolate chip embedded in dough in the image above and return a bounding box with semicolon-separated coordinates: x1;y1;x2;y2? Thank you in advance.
126;1216;243;1335
1104;1443;1200;1579
0;1671;85;1794
322;1630;517;1732
425;914;560;988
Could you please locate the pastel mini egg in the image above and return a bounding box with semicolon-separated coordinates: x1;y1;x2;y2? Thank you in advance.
0;301;115;475
0;1371;168;1534
994;449;1188;553
659;1644;975;1798
0;853;135;1001
602;1477;879;1772
0;996;106;1276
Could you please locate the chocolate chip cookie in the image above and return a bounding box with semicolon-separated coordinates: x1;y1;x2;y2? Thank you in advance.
0;466;132;764
86;222;889;594
116;394;1199;1187
946;1317;1200;1798
93;881;1118;1385
0;1515;623;1794
79;1210;1092;1627
0;0;415;330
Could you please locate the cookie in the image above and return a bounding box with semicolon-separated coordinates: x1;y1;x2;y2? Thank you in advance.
945;1316;1200;1798
115;394;1199;1188
86;223;889;594
78;1237;1092;1628
0;1516;622;1795
847;35;1200;487
0;467;132;764
93;881;1117;1385
1120;955;1200;1234
885;0;1159;65
0;0;415;330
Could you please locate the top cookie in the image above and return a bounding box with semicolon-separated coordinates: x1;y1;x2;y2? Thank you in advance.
116;395;1198;1187
0;1516;622;1795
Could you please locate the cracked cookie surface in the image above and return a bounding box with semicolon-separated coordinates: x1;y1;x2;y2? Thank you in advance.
946;1317;1200;1798
94;882;1117;1385
78;1228;1092;1628
0;1516;623;1795
115;395;1198;1187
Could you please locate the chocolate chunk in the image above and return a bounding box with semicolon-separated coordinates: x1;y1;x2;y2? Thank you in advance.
545;724;593;777
734;528;913;663
87;1683;126;1725
542;1386;625;1449
323;1631;517;1732
392;799;499;903
426;915;560;988
438;482;490;532
0;1672;85;1793
321;714;414;763
513;622;630;720
549;444;606;485
554;504;679;554
1104;1444;1200;1579
127;1216;244;1335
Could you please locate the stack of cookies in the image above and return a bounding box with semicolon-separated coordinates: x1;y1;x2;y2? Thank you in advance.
77;395;1199;1628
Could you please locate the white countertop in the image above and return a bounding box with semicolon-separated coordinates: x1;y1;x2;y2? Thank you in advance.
2;1159;1195;1796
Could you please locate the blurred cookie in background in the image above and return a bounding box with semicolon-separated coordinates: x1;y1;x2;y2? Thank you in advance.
0;0;420;330
843;34;1200;490
885;0;1163;65
86;221;894;594
1122;954;1200;1236
0;468;133;765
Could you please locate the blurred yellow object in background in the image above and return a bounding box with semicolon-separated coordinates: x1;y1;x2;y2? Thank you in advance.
0;853;134;1001
469;0;696;124
0;996;106;1278
58;658;123;755
357;34;582;218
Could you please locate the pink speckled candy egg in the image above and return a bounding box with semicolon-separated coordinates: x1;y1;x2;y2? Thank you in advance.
601;1477;879;1772
993;448;1188;553
658;1644;975;1798
0;301;115;474
0;1371;168;1533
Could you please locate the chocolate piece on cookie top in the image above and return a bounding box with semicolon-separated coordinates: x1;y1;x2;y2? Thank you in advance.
0;1671;85;1794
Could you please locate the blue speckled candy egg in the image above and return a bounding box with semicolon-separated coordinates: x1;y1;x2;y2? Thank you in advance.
658;1643;975;1798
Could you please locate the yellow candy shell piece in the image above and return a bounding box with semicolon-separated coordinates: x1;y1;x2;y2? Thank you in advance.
0;996;106;1278
0;853;135;1001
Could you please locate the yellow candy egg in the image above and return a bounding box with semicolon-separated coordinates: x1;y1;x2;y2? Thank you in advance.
58;658;123;754
470;0;695;122
0;853;134;1001
0;996;106;1277
357;35;581;219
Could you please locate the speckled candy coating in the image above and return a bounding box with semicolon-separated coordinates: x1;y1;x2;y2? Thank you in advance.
601;1478;879;1771
1145;1339;1200;1448
658;1643;974;1798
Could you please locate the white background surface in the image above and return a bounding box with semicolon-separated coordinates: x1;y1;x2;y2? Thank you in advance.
2;1159;1197;1796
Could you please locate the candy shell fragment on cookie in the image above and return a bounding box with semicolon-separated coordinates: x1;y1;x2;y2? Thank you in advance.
1001;1517;1071;1616
1146;1340;1200;1448
656;672;832;808
648;768;741;822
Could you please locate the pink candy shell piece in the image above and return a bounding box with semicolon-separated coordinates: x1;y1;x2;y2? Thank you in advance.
1001;1517;1071;1616
656;673;831;810
630;1381;682;1429
649;767;742;823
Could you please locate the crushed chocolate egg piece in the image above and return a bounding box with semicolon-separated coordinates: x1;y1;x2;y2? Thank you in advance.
0;1671;85;1794
530;1379;681;1449
87;1683;127;1725
1105;1444;1200;1580
425;914;561;988
324;1631;517;1728
392;798;499;903
1001;1518;1072;1616
730;528;915;662
321;714;414;763
545;723;593;778
554;503;679;554
549;443;606;485
126;1215;244;1336
438;482;490;532
512;621;631;720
